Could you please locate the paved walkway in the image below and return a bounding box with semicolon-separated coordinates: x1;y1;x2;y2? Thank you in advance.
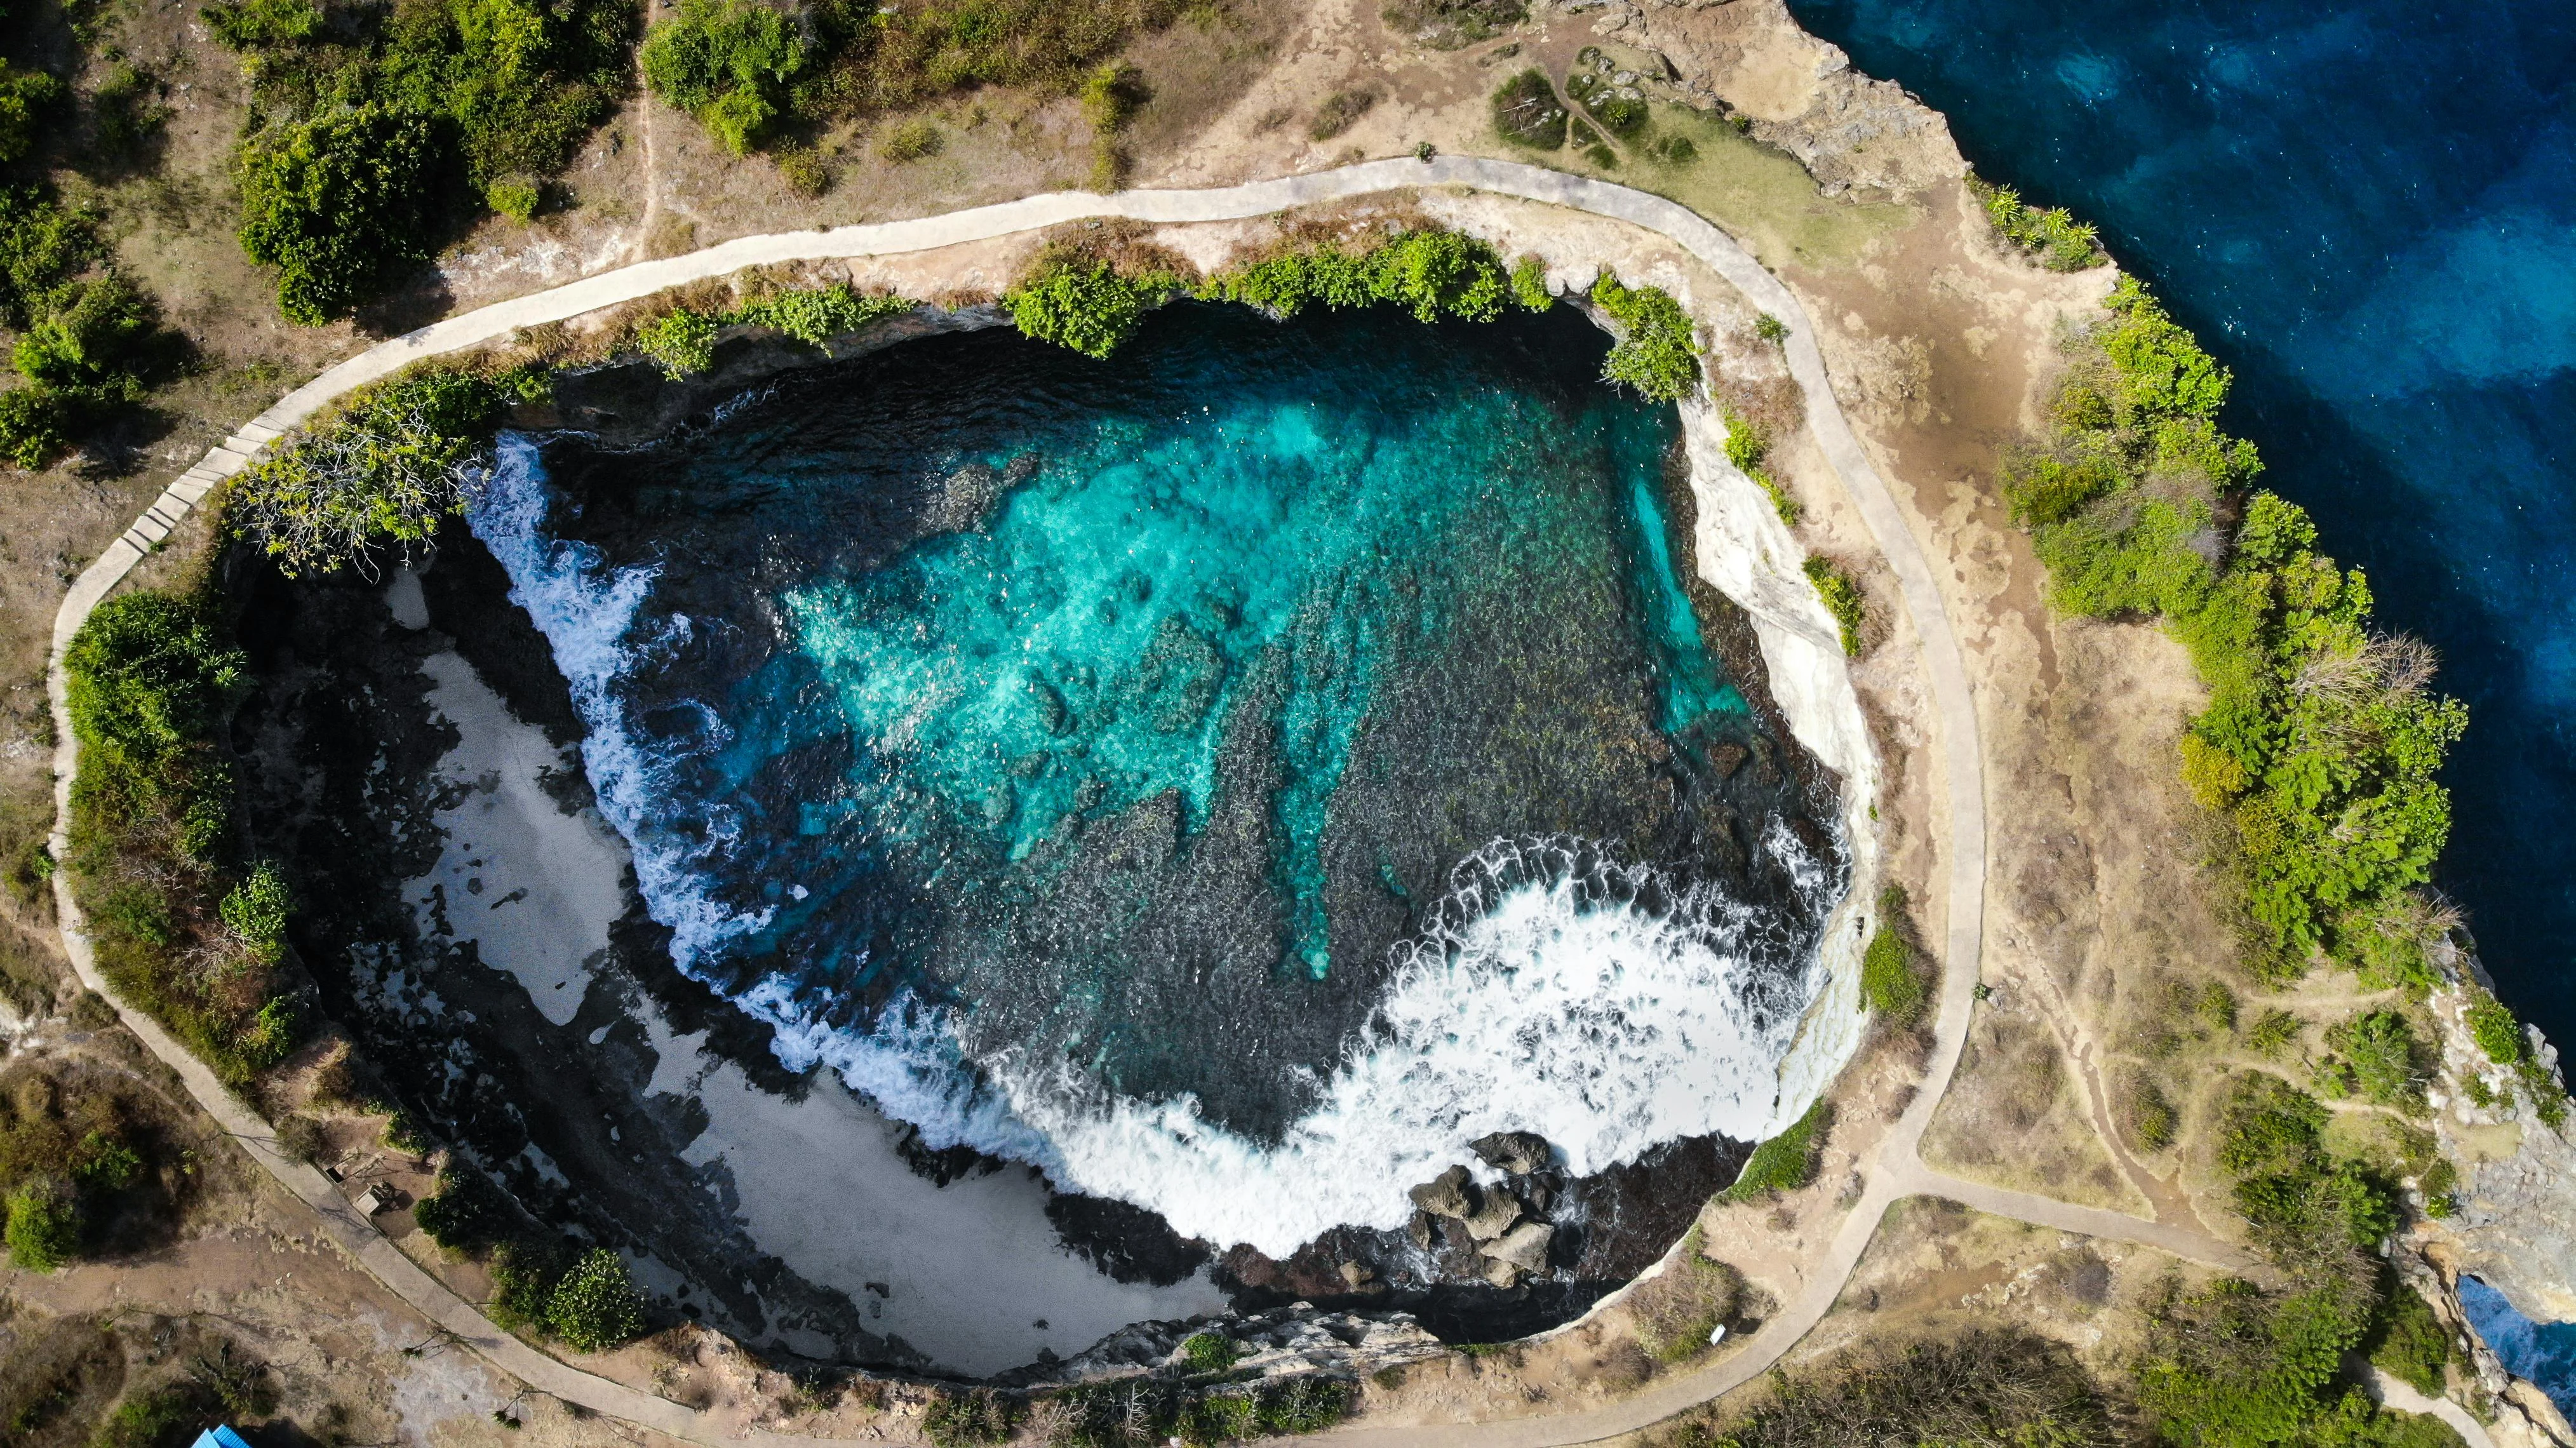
51;157;2251;1447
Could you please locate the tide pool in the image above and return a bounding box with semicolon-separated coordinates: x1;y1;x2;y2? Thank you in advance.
471;304;1842;1253
1788;0;2576;1051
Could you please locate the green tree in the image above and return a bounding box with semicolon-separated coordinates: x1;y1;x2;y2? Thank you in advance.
236;104;441;324
0;61;63;164
227;367;518;575
1590;274;1700;402
641;0;807;155
4;1176;81;1270
14;275;157;403
545;1247;647;1351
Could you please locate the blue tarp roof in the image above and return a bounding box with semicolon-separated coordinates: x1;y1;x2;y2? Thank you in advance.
192;1426;253;1448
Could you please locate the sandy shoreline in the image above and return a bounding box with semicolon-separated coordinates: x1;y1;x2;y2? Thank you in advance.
392;565;1225;1375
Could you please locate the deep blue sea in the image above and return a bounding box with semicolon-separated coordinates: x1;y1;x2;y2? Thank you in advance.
1786;0;2576;1050
474;304;1842;1252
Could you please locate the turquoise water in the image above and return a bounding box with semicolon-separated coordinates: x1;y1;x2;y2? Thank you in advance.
474;304;1837;1250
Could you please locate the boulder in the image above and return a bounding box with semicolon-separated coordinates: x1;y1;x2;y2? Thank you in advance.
1480;1256;1526;1290
1338;1260;1377;1289
1469;1130;1552;1176
1406;1210;1437;1252
1407;1164;1478;1219
1462;1189;1522;1242
1482;1221;1553;1274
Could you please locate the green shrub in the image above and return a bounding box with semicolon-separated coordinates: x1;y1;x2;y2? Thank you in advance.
1198;230;1511;326
2248;1009;2302;1057
2009;279;2459;976
228;366;521;575
1079;61;1144;189
1590;273;1699;402
1509;254;1552;312
0;386;67;469
1859;883;1926;1026
1491;68;1566;149
2320;1010;2427;1111
923;1387;1017;1445
1181;1331;1240;1374
2121;1070;2178;1152
633;308;722;379
1803;556;1864;657
2465;998;2523;1064
487;177;540;224
413;1163;513;1252
1724;1097;1830;1202
1754;312;1788;345
878;117;942;163
212;0;629;302
2364;1286;2451;1397
88;1384;208;1448
0;187;100;326
0;61;62;165
545;1247;648;1351
236;104;442;325
730;283;911;346
1968;174;2105;272
1003;255;1174;359
486;1240;565;1330
1676;1329;2117;1447
217;861;291;962
4;1176;80;1270
15;274;158;403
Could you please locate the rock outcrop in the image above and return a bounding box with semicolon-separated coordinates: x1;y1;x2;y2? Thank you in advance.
1011;1303;1448;1388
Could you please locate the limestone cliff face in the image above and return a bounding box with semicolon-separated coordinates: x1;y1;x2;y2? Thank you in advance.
2415;944;2576;1322
1548;0;1966;197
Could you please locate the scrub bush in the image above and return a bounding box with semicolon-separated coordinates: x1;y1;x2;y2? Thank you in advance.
1004;255;1176;359
1590;273;1699;402
413;1164;513;1253
643;0;805;154
1723;1097;1829;1202
228;366;530;575
923;1388;1016;1446
730;283;913;346
4;1177;79;1270
1968;173;2105;272
210;0;634;316
1509;254;1552;311
544;1248;648;1351
1665;1330;2119;1448
64;591;303;1086
633;308;722;379
1630;1227;1747;1361
235;105;442;325
1858;883;1926;1026
0;61;62;164
1802;556;1863;657
1179;1331;1240;1374
2465;997;2523;1063
1490;68;1566;149
1563;52;1645;137
1198;229;1510;325
2318;1009;2427;1111
1309;88;1377;141
2363;1286;2452;1397
1723;412;1801;525
217;861;291;963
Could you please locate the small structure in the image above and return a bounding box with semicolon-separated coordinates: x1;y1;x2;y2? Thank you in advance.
352;1186;387;1216
193;1426;256;1448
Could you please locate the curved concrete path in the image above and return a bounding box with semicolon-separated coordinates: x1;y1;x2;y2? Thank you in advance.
50;156;2252;1447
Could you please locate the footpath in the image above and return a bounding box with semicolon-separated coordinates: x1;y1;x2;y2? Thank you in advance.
46;157;2431;1448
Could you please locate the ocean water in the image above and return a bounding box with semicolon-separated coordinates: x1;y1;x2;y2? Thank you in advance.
469;304;1844;1255
2461;1277;2576;1410
1785;0;2576;1052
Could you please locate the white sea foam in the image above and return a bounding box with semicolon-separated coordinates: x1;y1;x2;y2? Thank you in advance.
470;439;1838;1258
